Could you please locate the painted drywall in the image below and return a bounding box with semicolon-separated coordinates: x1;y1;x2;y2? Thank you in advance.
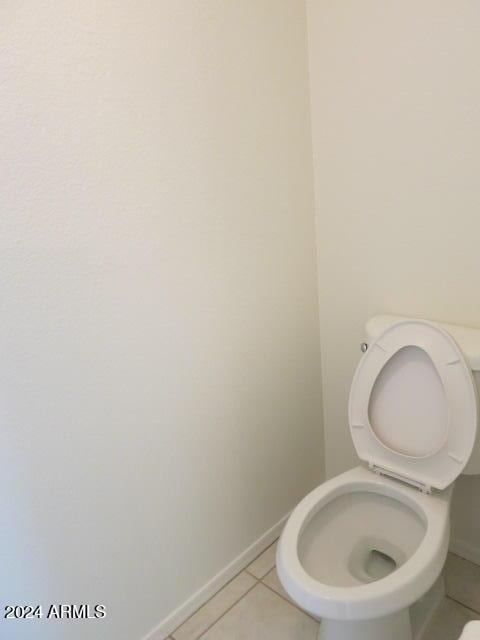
306;0;480;559
0;3;323;639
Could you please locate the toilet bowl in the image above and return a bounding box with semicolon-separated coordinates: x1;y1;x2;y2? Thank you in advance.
277;467;451;622
278;317;480;640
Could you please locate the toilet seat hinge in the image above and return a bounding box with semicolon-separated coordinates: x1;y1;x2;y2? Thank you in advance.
369;463;432;494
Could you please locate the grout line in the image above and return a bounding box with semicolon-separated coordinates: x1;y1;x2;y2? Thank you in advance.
171;570;255;638
449;551;480;568
446;595;480;618
171;537;279;639
243;542;278;580
244;568;259;579
195;580;260;639
245;567;274;580
260;579;319;623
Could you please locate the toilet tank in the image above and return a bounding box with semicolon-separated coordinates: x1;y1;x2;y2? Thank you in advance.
459;622;480;639
365;315;480;475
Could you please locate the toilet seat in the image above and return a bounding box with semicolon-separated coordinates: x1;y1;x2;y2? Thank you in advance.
276;466;451;621
349;320;478;491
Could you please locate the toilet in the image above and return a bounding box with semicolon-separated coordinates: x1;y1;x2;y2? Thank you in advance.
277;316;480;640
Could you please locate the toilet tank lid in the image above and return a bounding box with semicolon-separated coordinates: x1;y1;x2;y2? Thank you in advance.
459;621;480;639
366;315;480;372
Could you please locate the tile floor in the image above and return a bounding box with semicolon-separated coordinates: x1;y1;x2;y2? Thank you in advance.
170;543;480;640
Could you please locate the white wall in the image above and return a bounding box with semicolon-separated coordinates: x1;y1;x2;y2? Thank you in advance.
306;0;480;559
0;3;323;639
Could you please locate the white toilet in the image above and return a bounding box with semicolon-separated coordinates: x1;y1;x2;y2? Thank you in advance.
277;316;480;640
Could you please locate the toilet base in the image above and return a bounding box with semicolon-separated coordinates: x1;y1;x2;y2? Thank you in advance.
316;575;445;640
318;609;412;640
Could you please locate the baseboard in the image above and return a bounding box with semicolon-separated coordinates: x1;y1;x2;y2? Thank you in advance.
450;536;480;567
142;513;289;640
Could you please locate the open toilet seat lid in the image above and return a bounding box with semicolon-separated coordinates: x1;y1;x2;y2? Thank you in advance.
349;320;478;491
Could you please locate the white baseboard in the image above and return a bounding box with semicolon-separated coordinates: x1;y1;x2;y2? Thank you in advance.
143;514;289;640
450;536;480;566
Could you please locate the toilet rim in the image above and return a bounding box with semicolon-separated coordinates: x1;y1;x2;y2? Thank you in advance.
277;467;450;620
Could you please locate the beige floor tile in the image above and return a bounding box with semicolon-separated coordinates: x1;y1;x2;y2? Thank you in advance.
423;597;478;640
445;553;480;613
200;582;319;640
172;572;256;640
262;567;292;602
246;541;277;579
